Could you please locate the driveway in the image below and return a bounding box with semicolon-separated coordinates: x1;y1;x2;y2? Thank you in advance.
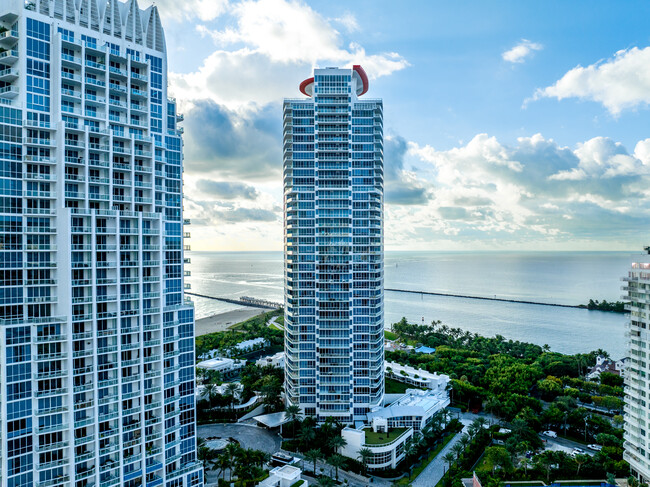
198;423;282;454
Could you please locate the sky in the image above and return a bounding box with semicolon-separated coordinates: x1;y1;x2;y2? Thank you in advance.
142;0;650;251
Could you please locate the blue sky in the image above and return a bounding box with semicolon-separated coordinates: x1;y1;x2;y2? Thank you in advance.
142;0;650;251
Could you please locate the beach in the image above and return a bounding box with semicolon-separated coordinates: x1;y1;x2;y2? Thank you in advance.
195;308;265;336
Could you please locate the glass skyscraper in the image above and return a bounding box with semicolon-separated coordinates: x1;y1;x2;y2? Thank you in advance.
624;248;650;483
283;66;384;423
0;0;201;486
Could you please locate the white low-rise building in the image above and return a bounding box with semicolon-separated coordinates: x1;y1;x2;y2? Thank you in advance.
368;388;451;432
340;387;450;471
197;357;246;375
386;361;450;392
341;424;413;471
256;351;285;369
235;337;269;353
257;465;307;487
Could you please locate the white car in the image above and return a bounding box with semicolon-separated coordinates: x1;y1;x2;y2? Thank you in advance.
570;448;585;457
542;430;557;438
587;444;603;451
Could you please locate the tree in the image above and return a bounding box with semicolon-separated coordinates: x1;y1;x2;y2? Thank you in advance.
329;435;347;454
285;404;302;437
357;447;373;475
443;452;456;473
329;454;346;482
484;446;512;474
305;449;323;474
206;383;218;407
534;451;558;483
451;442;464;461
519;456;531;479
299;424;316;450
574;454;589;476
225;382;239;409
317;477;336;487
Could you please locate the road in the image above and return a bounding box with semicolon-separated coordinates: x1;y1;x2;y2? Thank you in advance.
541;435;595;456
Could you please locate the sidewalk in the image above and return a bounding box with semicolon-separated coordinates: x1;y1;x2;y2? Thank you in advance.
411;419;471;487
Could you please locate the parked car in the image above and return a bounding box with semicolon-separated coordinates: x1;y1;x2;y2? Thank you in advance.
570;448;585;457
542;430;557;438
588;444;603;451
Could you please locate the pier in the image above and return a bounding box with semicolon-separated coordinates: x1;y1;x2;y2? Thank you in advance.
185;292;281;310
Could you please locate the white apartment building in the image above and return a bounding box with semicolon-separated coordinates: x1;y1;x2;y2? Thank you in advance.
624;248;650;482
341;387;450;471
283;66;384;422
385;361;450;391
0;1;201;486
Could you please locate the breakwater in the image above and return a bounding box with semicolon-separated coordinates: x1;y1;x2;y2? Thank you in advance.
385;288;581;309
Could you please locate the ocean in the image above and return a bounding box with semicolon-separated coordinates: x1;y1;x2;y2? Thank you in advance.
186;251;632;359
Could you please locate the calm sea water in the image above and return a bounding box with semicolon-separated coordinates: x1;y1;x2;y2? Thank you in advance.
186;251;631;358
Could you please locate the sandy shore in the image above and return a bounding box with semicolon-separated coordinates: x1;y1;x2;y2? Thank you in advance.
195;308;265;336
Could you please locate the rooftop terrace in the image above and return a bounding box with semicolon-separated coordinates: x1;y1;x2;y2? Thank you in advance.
363;427;409;446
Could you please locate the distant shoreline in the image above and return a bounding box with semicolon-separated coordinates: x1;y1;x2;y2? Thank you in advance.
195;309;265;336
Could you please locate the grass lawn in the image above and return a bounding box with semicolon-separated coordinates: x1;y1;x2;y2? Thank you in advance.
384;330;398;340
269;323;283;331
364;427;409;445
395;432;457;485
386;377;413;394
476;452;493;473
228;309;282;330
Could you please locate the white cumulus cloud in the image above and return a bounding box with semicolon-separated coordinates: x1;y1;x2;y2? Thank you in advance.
531;46;650;115
170;0;409;110
502;39;543;63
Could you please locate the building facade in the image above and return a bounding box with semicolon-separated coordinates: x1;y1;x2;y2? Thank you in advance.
624;247;650;482
283;66;384;422
0;0;201;486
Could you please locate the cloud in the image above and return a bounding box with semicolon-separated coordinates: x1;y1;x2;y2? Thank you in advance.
397;132;650;249
384;136;432;205
182;100;281;180
196;180;260;200
502;39;543;63
531;46;650;115
139;0;228;21
171;0;408;109
187;199;279;224
332;12;360;33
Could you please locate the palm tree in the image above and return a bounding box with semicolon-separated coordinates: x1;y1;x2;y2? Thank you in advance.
328;454;346;482
458;434;470;450
476;417;489;430
299;424;316;450
285;404;302;437
305;448;323;474
223;443;241;481
574;454;589;476
451;442;464;462
329;434;347;454
215;453;230;480
443;452;455;474
206;383;218;407
357;447;373;476
317;477;336;487
225;382;239;409
519;456;531;479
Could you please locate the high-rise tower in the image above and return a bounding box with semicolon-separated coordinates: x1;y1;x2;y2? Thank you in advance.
0;0;201;486
283;66;384;423
624;247;650;483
